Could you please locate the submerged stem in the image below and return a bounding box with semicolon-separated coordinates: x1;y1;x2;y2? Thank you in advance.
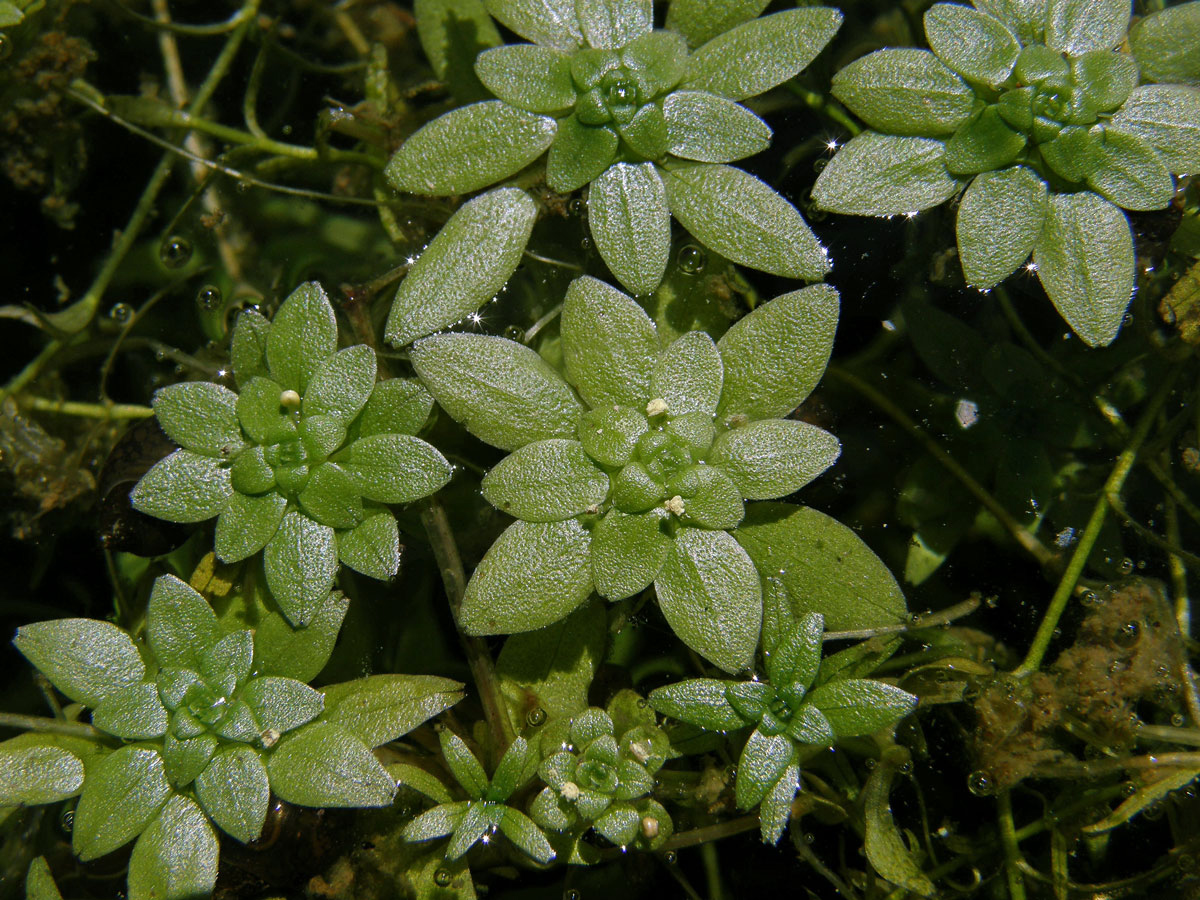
0;712;105;741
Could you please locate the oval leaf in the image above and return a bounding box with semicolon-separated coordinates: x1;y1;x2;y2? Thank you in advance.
343;433;452;504
265;282;337;394
151;382;244;458
127;795;219;900
263;511;338;627
652;331;724;417
267;722;396;807
831;48;974;137
663;91;771;163
588;162;671;298
1045;0;1129;55
0;744;84;805
482;439;608;522
561;274;660;408
924;3;1020;87
956;166;1048;288
14;618;145;708
320;674;464;748
812;132;962;216
303;345;377;425
194;748;270;844
73;745;171;861
475;44;575;113
130;449;233;524
710;419;841;500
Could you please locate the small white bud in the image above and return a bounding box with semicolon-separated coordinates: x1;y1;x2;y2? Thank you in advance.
561;781;581;801
279;389;301;409
646;398;668;417
664;495;685;516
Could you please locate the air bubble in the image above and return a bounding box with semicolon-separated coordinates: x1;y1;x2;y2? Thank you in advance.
812;157;828;173
503;325;525;342
1118;557;1134;575
526;707;547;727
568;198;586;217
433;868;452;887
159;235;193;268
1172;713;1186;727
677;244;707;275
196;285;223;311
59;808;75;832
0;33;11;61
967;771;994;796
109;303;133;324
663;850;677;865
1113;622;1139;648
564;890;581;900
580;237;593;251
1144;801;1165;821
1080;590;1100;606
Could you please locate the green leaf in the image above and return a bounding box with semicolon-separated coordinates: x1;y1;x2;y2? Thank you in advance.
415;0;502;99
215;490;287;563
298;462;364;529
194;747;269;843
391;763;455;804
561;275;659;409
735;729;795;809
1128;2;1200;85
130;449;233;523
710;420;840;500
651;331;723;417
342;433;452;504
303;345;376;426
662;162;829;280
483;0;582;51
956;167;1048;288
577;405;648;466
385;101;557;196
665;0;770;49
497;599;606;723
1045;0;1129;55
831;49;973;137
591;508;671;600
974;0;1046;45
241;676;324;734
439;729;489;797
151;382;244;458
766;612;824;690
446;802;502;859
337;508;401;580
263;511;338;627
25;858;63;900
234;377;293;445
546;120;618;198
943;106;1026;175
73;745;171;861
588;162;671;298
924;3;1020;87
1111;85;1200;175
0;744;84;805
863;748;936;897
807;679;918;738
736;503;909;631
460;519;594;634
617;103;669;160
684;8;843;101
785;703;836;745
812;132;962;216
145;574;220;670
355;378;434;438
1072;50;1137;114
662;91;771;164
758;762;798;844
14;618;145;708
252;592;349;683
475;44;574;113
488;735;536;800
648;678;747;730
403;801;469;842
386;188;538;347
320;674;464;748
716;284;839;421
162;734;217;788
268;722;396;807
1032;191;1134;347
578;0;651;49
92;682;168;741
200;630;254;696
760;576;795;657
265;282;338;393
625;30;690;94
499;806;556;862
127;795;218;900
482;439;608;522
594;802;639;845
1086;127;1175;211
667;466;743;529
230;308;270;390
655;527;761;672
411;333;584;452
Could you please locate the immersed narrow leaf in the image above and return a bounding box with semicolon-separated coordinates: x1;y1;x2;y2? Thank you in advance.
1128;3;1200;85
386;188;538;347
956;166;1048;288
663;91;771;163
561;275;659;408
482;439;608;522
404;802;469;841
863;748;935;897
215;491;287;563
807;679;918;737
766;612;824;690
127;795;219;900
320;674;464;748
265;282;338;393
145;574;220;670
588;162;671;298
263;511;338;627
500;807;556;862
131;450;233;523
1045;0;1129;55
735;729;795;809
73;746;171;861
711;420;841;500
812;132;962;216
483;0;582;51
25;858;63;900
662;163;829;280
655;528;761;672
924;3;1020;86
14;619;145;708
230;309;270;389
1033;192;1134;347
411;334;584;452
832;49;973;136
268;722;396;807
736;502;909;630
717;284;839;421
151;382;243;458
665;0;770;49
684;8;843;101
460;519;594;634
194;748;269;844
385;101;557;196
337;508;401;580
1111;85;1200;174
648;678;747;730
488;736;536;800
0;744;84;805
343;434;452;504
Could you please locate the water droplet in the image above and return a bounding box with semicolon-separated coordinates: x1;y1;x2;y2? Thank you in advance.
677;244;707;275
580;237;593;251
863;758;877;769
109;303;133;324
1118;557;1134;575
159;234;193;268
1080;589;1101;606
433;868;452;887
59;808;75;832
1144;800;1165;821
967;771;994;796
804;832;815;844
196;284;223;311
1172;713;1186;727
1113;621;1139;648
811;157;828;173
899;760;913;775
526;707;547;727
503;324;525;342
663;850;677;865
568;198;586;217
563;890;581;900
0;33;11;61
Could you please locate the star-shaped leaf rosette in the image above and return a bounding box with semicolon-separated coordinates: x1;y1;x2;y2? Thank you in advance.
130;282;453;625
385;0;842;300
411;275;841;672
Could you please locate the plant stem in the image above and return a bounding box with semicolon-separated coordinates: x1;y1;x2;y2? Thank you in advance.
1014;369;1179;676
419;496;516;762
995;286;1082;387
828;366;1054;567
998;790;1028;900
0;712;105;741
23;397;153;420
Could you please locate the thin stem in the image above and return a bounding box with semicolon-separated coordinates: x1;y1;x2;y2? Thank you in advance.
419;496;516;761
829;366;1054;567
995;286;1082;387
0;712;106;741
998;790;1029;900
1014;369;1179;676
823;596;980;642
23;398;153;420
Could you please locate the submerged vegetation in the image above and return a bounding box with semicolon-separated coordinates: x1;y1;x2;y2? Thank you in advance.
0;0;1198;898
